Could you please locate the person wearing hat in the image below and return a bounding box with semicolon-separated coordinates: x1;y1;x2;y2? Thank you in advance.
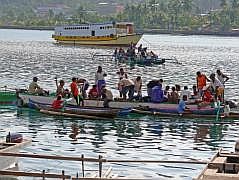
28;77;45;95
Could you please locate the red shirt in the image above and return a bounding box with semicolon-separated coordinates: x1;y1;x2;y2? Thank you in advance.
203;90;213;103
197;75;207;89
52;100;64;109
70;82;79;97
89;88;98;98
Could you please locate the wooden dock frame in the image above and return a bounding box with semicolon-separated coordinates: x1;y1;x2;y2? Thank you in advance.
195;149;239;180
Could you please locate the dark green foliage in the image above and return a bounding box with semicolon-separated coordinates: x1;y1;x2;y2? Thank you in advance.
0;0;239;32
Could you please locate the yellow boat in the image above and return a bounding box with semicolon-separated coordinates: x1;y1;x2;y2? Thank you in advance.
52;22;143;46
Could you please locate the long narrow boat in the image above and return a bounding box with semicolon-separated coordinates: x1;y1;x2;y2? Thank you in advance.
195;149;239;179
0;138;30;170
30;99;122;119
19;93;217;113
0;89;17;106
132;108;239;119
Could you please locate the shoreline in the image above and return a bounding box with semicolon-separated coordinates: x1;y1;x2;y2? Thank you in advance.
1;25;239;37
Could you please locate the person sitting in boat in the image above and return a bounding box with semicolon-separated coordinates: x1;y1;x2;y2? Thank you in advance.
151;84;165;103
29;77;48;95
150;51;158;59
147;80;159;99
224;101;230;117
88;85;98;99
198;86;214;108
177;95;190;115
95;66;107;96
180;86;191;101
101;86;113;108
191;85;199;99
52;95;64;109
209;73;224;102
70;77;84;106
120;74;135;101
55;78;70;98
133;76;142;100
168;86;179;104
164;86;170;99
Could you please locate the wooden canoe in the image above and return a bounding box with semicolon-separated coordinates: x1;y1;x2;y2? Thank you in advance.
195;149;239;180
132;108;239;119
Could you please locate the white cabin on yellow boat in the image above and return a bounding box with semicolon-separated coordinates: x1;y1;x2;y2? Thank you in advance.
52;22;142;46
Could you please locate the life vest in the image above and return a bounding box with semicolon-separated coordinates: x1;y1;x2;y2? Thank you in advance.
197;75;207;89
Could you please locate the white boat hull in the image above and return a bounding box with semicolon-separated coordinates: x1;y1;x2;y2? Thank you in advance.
19;94;205;111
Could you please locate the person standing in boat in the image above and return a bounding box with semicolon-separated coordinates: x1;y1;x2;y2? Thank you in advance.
196;71;210;97
209;73;224;102
216;69;229;86
95;66;107;96
116;68;126;98
70;77;84;106
177;95;190;116
134;76;142;100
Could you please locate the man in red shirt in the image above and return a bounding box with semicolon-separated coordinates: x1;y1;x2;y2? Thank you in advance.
70;77;84;106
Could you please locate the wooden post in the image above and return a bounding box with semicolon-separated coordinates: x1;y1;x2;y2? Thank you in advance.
62;170;65;180
81;154;85;177
42;170;45;180
99;155;103;178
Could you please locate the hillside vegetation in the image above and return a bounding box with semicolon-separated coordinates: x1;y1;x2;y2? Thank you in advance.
0;0;239;32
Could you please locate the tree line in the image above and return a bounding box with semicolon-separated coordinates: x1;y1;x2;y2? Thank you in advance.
0;0;239;32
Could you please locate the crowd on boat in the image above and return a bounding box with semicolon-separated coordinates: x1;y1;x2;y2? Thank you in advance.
27;66;230;114
113;43;158;61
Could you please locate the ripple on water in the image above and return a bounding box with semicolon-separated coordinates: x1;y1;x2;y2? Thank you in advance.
1;30;239;179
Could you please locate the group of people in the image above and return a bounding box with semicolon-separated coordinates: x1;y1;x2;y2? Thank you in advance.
28;66;229;113
113;43;158;61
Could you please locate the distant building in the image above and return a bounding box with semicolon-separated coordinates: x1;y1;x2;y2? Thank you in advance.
35;3;70;17
95;3;124;15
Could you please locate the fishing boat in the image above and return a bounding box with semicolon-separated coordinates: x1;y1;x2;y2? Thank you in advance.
18;93;224;116
0;134;30;170
132;108;239;119
29;99;125;119
0;88;17;105
195;149;239;179
52;22;142;46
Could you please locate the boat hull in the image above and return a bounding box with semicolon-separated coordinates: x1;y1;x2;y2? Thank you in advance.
0;91;16;106
53;34;142;46
0;139;30;170
19;94;219;115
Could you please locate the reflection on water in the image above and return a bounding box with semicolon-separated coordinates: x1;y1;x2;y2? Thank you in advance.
1;30;239;179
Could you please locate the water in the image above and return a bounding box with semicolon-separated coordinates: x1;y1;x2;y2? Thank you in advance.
1;29;239;179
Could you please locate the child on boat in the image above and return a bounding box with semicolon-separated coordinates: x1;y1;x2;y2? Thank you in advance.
177;95;190;115
52;95;64;109
88;85;98;99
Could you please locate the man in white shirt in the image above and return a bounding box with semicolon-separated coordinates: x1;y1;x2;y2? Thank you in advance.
209;73;224;102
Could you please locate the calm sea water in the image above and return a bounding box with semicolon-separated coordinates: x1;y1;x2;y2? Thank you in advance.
1;29;239;179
